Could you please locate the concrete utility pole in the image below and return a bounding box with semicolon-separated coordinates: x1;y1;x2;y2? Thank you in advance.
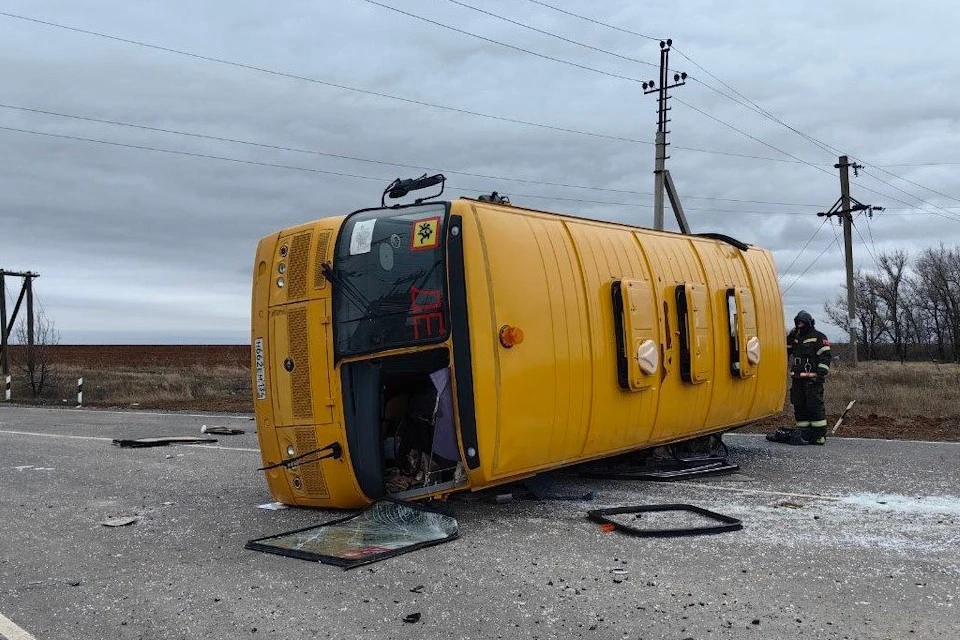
838;156;857;367
642;40;689;233
0;269;40;376
817;156;882;368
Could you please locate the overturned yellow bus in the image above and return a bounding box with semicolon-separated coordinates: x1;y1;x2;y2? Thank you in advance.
251;180;786;508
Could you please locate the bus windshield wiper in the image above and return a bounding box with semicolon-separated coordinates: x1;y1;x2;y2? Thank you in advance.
321;263;370;312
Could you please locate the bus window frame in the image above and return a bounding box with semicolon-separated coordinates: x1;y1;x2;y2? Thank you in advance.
331;202;452;362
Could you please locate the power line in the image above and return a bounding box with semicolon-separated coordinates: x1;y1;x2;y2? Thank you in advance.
0;124;390;182
0;102;825;207
782;236;836;295
852;216;880;269
673;97;835;176
864;215;881;262
357;0;654;84
7;121;957;232
438;0;658;69
0;10;807;166
360;1;834;174
861;167;960;209
852;171;960;224
519;0;661;42
778;217;827;282
511;0;839;164
508;4;960;217
877;161;960;167
0;123;818;217
8;8;956;220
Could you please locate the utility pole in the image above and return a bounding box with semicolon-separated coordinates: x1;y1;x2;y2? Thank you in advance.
642;40;689;233
817;156;882;368
0;269;40;377
838;156;856;367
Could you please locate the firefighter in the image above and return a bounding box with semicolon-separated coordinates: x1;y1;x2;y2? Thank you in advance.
767;310;832;445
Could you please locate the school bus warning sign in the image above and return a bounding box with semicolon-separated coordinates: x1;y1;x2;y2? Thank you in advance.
411;216;441;251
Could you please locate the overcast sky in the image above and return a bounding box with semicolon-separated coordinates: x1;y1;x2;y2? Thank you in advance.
2;0;960;344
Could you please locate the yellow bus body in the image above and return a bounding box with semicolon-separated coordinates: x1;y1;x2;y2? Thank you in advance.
252;198;786;509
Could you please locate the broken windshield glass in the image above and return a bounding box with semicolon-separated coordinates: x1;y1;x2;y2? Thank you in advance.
245;500;459;569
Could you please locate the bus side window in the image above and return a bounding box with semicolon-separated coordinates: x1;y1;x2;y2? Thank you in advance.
726;288;740;377
675;285;691;383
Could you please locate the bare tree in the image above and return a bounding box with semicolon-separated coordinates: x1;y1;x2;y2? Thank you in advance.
14;307;60;398
914;246;960;361
824;270;888;359
870;250;909;362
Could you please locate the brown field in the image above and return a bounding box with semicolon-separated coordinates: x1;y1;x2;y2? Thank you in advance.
4;345;251;413
740;360;960;441
3;346;958;441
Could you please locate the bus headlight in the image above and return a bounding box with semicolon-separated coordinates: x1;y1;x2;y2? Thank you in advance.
286;444;296;457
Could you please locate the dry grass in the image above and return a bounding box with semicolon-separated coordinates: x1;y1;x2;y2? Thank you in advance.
741;360;960;440
8;364;251;412
825;360;960;418
4;351;959;439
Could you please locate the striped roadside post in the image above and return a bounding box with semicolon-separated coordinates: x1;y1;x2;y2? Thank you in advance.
77;377;83;407
4;375;10;402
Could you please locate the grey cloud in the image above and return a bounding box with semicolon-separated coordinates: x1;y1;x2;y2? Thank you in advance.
2;0;960;342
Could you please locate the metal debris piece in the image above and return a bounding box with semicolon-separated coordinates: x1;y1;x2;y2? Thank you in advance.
831;400;857;435
403;613;421;624
410;585;425;594
582;459;738;481
257;502;288;511
200;425;245;435
587;504;742;538
101;516;139;527
775;500;805;509
112;436;218;448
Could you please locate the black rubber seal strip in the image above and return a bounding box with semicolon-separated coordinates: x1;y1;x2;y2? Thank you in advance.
633;461;740;481
693;233;750;251
611;281;630;391
587;503;743;537
447;214;480;470
675;284;692;383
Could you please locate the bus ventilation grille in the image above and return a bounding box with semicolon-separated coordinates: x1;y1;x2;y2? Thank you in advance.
287;307;314;421
294;426;330;498
313;230;331;290
286;231;312;299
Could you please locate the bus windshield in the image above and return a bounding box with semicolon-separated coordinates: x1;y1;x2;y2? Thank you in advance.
333;204;448;358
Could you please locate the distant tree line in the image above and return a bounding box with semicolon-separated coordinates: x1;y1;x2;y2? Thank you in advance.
824;246;960;362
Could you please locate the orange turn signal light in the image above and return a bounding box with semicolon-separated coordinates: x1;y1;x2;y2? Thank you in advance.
499;325;524;348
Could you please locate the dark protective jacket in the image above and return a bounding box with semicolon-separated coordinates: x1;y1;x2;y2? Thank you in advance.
787;321;831;381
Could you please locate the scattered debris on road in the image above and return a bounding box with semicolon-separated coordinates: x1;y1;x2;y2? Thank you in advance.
200;425;245;435
246;500;459;569
256;502;288;511
831;400;858;435
587;504;742;537
101;516;139;527
112;436;218;448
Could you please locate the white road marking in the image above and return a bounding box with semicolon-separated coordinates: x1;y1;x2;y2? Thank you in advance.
671;481;841;501
192;444;261;453
0;429;111;442
729;432;960;446
0;429;259;452
0;406;253;420
0;612;38;640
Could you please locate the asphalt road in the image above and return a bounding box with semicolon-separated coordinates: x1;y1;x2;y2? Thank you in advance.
1;405;958;640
